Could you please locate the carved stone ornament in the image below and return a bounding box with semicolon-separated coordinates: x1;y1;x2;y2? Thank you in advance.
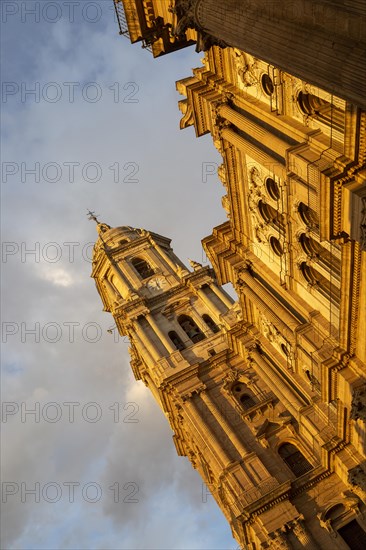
222;370;239;391
247;167;270;243
360;197;366;250
221;194;231;217
188;258;203;271
269;529;292;549
170;0;196;37
233;49;258;87
217;163;227;187
249;166;263;188
348;465;366;503
97;222;111;234
317;513;334;534
342;492;360;513
175;264;189;277
179;100;194;129
258;313;291;359
196;30;228;52
350;384;366;422
291;516;320;548
172;0;228;51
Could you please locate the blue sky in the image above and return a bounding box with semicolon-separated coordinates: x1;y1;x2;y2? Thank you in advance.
1;1;236;548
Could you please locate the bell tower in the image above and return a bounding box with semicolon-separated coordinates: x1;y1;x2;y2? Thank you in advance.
91;219;366;549
90;219;234;400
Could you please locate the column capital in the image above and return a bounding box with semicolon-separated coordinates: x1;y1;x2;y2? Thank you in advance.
290;516;320;549
182;384;207;401
172;0;228;51
269;529;292;550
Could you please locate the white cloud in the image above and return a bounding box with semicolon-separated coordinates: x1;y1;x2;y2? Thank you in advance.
40;265;74;287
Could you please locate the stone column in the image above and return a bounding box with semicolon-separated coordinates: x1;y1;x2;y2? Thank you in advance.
176;0;366;108
109;261;132;288
187;305;210;336
185;393;233;468
132;329;155;365
220;127;286;180
200;391;249;457
209;284;234;310
133;319;161;362
237;266;300;343
119;259;140;287
292;518;320;549
174;322;192;347
196;288;223;319
218;104;288;159
154;242;183;277
251;348;305;413
145;313;177;355
103;276;120;302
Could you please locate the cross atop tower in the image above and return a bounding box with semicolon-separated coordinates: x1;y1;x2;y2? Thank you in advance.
87;210;100;224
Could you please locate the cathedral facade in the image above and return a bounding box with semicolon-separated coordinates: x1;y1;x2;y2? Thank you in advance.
92;2;366;548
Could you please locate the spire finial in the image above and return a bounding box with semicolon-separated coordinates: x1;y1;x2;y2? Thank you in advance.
87;210;100;224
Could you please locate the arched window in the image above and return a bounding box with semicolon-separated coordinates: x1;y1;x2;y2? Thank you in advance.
202;314;219;334
298;203;319;231
178;315;205;344
131;257;154;279
278;443;312;477
232;383;257;410
240;394;256;410
168;331;185;351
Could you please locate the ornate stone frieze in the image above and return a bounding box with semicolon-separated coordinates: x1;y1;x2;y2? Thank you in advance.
247;167;270;243
258;312;292;362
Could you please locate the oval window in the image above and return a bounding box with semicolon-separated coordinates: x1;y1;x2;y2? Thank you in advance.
261;74;274;96
270;236;283;256
266;177;280;200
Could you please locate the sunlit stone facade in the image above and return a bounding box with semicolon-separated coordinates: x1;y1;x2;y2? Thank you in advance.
177;44;366;548
92;2;366;547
